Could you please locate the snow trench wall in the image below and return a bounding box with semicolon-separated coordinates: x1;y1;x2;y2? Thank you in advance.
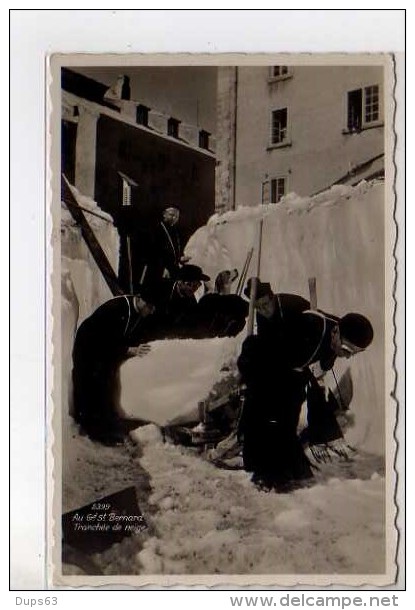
61;186;120;423
186;181;386;455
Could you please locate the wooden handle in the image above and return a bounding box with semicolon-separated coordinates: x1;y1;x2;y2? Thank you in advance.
308;276;318;310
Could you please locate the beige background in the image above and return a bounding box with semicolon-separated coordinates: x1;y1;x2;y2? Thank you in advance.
9;9;405;593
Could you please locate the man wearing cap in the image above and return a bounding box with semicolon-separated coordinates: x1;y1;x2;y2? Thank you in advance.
72;291;157;444
151;264;210;336
237;278;374;491
149;264;245;340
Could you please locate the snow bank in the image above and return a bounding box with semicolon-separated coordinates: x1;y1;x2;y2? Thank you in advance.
61;186;119;428
61;184;119;325
186;181;386;455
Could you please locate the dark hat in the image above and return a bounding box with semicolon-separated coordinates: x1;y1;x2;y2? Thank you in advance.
339;313;374;349
177;264;210;282
243;277;273;300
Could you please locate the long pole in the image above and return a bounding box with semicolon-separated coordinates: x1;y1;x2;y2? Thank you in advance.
121;180;134;293
246;219;264;336
125;236;134;293
308;276;318;310
225;218;264;459
236;248;254;296
256;218;264;277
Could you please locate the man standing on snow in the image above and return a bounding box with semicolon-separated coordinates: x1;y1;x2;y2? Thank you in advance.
145;206;190;287
72;290;157;445
237;278;374;491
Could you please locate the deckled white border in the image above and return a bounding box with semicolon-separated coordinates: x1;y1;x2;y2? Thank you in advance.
48;50;398;590
9;8;405;595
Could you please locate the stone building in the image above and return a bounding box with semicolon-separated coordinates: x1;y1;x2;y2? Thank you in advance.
61;67;216;289
215;65;385;210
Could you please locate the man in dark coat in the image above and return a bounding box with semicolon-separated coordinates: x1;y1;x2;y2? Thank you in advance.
149;264;209;339
237;278;374;491
145;206;189;286
72;291;156;444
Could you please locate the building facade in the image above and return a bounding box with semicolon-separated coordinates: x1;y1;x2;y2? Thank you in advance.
216;65;384;209
61;68;216;290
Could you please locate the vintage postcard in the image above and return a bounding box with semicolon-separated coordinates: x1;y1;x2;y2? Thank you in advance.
48;53;400;588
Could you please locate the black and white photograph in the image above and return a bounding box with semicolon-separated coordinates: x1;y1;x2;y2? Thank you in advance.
50;53;397;587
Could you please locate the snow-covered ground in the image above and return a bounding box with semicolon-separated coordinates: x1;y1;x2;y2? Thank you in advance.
62;422;386;581
135;425;385;578
60;180;395;584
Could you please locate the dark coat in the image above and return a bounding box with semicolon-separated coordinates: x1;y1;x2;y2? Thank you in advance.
145;221;183;284
255;293;339;372
72;295;152;441
237;293;343;485
73;296;149;362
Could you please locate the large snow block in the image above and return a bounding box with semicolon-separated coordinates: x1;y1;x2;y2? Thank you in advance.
119;337;241;427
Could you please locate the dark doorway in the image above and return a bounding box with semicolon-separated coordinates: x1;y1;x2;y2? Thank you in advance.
347;89;363;132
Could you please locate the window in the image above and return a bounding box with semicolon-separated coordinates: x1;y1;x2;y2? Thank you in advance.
199;130;210;150
268;66;292;82
121;76;131;100
347;84;381;132
271;65;288;78
168;117;180;138
271;108;288;145
270;177;286;203
347;89;362;131
364;85;380;123
136;104;149;126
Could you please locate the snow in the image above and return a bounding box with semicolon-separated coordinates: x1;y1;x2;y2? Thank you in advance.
60;185;120;430
61;184;119;326
131;425;385;577
186;180;385;455
120;337;242;425
61;180;393;581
